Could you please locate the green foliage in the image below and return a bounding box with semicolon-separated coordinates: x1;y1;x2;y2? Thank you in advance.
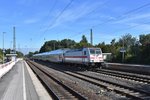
60;39;76;48
39;35;90;53
34;51;39;54
25;51;39;58
96;42;111;53
39;40;57;53
139;34;150;45
80;35;88;43
94;33;149;64
26;52;34;58
118;33;136;49
39;39;76;53
0;48;23;63
0;49;3;62
140;43;150;64
74;35;91;48
37;33;149;65
16;51;24;58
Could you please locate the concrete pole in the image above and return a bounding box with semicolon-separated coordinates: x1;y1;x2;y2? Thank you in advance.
90;29;93;46
13;27;16;54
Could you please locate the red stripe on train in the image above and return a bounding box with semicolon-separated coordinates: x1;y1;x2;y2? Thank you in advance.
64;56;87;58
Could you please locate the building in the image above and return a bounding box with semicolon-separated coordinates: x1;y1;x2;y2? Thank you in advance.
6;54;17;62
102;53;112;61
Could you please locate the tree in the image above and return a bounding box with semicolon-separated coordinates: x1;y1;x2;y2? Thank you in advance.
139;34;150;64
60;39;76;48
110;39;119;62
139;34;150;45
26;52;34;58
80;35;88;43
96;42;111;53
5;49;11;54
0;49;3;62
111;39;116;46
75;35;91;48
39;39;76;53
16;51;24;58
36;33;150;64
34;51;39;54
39;40;57;53
118;34;136;49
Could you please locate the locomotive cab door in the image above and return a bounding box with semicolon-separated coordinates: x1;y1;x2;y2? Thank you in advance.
82;50;86;64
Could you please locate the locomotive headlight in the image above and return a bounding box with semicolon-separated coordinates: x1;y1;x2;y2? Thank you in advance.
90;60;94;62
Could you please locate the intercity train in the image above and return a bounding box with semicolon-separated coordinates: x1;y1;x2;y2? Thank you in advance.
33;47;104;68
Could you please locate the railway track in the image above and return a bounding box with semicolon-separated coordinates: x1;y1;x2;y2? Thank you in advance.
63;71;150;100
27;60;150;99
94;69;150;84
26;60;87;100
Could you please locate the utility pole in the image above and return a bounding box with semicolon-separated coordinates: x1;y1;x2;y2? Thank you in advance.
13;27;16;54
10;41;12;50
54;42;55;50
2;32;6;64
90;29;93;46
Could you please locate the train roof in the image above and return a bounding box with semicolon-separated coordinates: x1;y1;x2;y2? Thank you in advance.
33;48;70;56
65;47;101;53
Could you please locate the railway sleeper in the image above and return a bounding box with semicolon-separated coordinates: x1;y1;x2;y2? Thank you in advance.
27;60;87;100
97;70;150;84
99;69;150;81
71;71;150;99
140;96;150;99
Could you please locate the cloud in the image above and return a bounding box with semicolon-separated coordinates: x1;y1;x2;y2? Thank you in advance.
127;22;150;31
107;12;150;32
48;1;105;29
114;13;150;24
23;18;39;24
17;0;39;6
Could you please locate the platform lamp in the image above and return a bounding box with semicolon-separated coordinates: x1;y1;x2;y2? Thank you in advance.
2;32;6;64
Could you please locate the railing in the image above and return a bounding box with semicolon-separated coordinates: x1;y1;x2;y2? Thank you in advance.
0;61;14;69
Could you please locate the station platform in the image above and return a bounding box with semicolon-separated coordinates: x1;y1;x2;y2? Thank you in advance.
0;60;51;100
106;63;150;74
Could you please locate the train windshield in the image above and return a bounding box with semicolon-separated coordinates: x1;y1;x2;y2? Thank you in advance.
89;49;101;55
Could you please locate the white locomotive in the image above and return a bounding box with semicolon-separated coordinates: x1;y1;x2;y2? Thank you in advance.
33;47;104;68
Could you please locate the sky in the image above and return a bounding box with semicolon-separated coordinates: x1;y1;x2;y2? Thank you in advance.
0;0;150;54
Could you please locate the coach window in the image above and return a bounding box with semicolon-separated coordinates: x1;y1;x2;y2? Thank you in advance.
84;51;86;55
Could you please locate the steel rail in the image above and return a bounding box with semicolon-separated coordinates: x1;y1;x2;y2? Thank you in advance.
26;60;87;100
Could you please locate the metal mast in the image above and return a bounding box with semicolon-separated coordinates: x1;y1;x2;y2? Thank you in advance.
13;27;16;54
2;32;6;64
90;29;93;46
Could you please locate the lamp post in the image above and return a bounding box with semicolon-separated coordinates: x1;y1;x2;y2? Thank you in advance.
2;32;6;64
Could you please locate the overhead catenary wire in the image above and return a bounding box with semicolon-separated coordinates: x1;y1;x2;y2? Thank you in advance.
40;0;108;42
67;2;150;39
38;0;57;32
92;2;150;28
42;0;74;36
86;21;150;41
64;0;110;39
114;21;150;33
37;0;57;40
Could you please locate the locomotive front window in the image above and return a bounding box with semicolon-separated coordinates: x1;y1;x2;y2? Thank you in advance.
84;51;86;55
90;49;95;54
90;49;101;55
96;50;101;54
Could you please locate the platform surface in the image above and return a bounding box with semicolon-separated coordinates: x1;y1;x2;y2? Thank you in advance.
0;60;39;100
